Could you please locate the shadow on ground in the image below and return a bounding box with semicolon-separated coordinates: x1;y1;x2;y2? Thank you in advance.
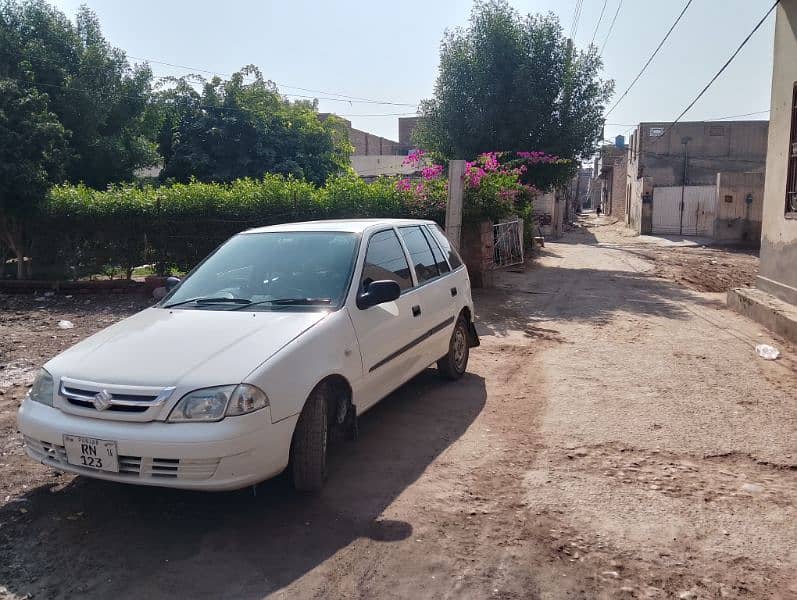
475;264;722;339
0;370;486;599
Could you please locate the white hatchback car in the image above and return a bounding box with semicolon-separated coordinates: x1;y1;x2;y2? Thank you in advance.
18;219;478;492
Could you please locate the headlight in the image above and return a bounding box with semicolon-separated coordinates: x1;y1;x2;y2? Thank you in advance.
167;384;268;422
28;369;54;407
226;384;269;416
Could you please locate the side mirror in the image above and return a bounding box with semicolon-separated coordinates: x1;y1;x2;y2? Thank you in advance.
357;280;401;309
165;276;181;291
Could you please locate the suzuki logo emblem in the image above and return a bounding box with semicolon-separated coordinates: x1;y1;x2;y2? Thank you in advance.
93;389;113;411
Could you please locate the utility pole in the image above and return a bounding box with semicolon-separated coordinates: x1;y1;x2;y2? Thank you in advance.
679;136;691;235
446;160;466;251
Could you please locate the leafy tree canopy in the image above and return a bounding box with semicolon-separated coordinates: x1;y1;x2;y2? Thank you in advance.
0;79;67;276
151;66;353;185
0;0;158;188
414;0;614;161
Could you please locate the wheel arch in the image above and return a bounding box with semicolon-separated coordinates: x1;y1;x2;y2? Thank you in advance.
293;373;353;432
458;305;480;348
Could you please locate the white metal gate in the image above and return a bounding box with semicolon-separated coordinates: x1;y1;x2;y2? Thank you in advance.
493;219;524;267
652;185;716;236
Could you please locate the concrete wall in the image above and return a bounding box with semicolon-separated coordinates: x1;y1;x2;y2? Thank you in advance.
534;191;559;237
758;0;797;305
627;175;653;234
350;155;415;179
609;155;628;221
714;172;764;243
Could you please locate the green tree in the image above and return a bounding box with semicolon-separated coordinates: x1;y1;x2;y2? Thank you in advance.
153;66;352;185
414;0;613;161
0;0;158;188
0;80;67;278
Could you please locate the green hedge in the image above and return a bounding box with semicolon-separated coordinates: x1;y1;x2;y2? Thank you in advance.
33;174;445;279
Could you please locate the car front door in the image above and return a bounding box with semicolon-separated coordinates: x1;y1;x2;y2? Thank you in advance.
347;228;425;413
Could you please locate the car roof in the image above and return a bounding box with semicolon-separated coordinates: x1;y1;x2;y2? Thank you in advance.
242;218;438;235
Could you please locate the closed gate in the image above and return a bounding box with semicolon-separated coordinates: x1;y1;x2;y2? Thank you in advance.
652;185;716;236
493;219;524;267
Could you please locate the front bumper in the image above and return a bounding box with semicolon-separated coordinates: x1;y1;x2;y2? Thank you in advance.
17;399;298;491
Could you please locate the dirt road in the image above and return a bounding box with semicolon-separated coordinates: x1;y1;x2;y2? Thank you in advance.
1;226;795;599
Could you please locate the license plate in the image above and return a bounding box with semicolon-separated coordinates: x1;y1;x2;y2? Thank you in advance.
63;435;119;473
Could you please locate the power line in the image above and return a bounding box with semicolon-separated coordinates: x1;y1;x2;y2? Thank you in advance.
11;76;414;126
590;0;609;47
128;54;418;107
708;109;770;121
604;0;693;117
653;0;779;141
599;0;623;55
569;0;584;39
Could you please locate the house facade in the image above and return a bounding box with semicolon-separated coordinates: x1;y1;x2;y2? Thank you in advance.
728;0;797;343
591;141;628;219
625;120;768;240
757;0;797;306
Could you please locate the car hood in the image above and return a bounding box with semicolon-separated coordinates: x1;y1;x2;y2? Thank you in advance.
46;307;328;388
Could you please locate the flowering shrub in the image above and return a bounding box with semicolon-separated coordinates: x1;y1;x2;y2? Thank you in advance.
392;148;573;232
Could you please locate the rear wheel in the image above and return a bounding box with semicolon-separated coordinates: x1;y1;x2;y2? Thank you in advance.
437;316;469;380
290;385;328;492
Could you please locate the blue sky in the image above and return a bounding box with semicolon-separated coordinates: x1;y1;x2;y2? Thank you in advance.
50;0;776;146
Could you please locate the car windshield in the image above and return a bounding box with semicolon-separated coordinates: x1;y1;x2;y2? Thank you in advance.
162;231;359;311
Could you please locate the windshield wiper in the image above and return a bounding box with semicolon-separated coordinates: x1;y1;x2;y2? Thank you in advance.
230;297;333;310
164;297;253;309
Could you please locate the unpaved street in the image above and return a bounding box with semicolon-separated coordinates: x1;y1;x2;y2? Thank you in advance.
1;225;795;599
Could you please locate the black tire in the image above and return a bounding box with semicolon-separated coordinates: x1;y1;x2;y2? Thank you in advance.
437;316;470;380
291;386;328;492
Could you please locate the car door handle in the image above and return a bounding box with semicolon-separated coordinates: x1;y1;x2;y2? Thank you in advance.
412;305;422;317
450;287;458;297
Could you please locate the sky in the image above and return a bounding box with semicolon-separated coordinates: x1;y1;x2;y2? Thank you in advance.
49;0;776;146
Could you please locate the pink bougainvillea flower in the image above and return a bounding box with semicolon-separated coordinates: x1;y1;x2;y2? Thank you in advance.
421;164;444;180
396;178;412;191
402;148;426;166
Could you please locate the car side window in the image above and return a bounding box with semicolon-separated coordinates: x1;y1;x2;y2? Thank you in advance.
430;224;464;269
422;226;450;274
398;226;440;284
361;229;412;291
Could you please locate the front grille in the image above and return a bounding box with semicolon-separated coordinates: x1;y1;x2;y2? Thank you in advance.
23;436;220;481
65;398;149;413
62;385;159;404
58;377;175;421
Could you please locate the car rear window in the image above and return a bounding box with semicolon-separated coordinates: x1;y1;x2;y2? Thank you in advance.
429;224;463;269
399;226;441;284
421;226;450;274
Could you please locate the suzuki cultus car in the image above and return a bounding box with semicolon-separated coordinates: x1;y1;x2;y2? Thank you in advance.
18;219;478;492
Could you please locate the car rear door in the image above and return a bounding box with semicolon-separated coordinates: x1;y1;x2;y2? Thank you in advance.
396;224;459;366
347;228;425;412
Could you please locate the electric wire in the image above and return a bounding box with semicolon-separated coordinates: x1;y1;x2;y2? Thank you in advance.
590;0;609;47
604;0;694;118
652;0;780;143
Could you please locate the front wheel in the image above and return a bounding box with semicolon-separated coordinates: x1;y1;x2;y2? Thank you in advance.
437;317;470;380
290;386;328;492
